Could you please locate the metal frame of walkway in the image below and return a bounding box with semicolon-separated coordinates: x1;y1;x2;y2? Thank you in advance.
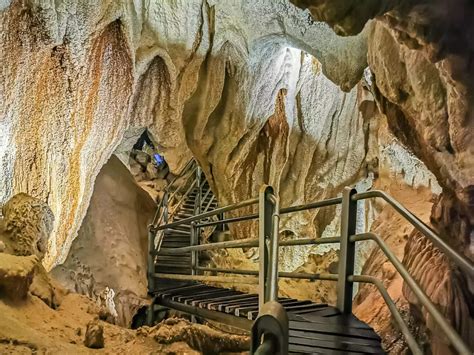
146;159;474;355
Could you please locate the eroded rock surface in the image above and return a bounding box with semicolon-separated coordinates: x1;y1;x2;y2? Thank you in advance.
290;1;473;352
143;317;250;354
1;1;472;353
0;193;63;306
52;155;156;326
0;0;369;269
0;193;54;259
84;318;104;349
0;254;37;300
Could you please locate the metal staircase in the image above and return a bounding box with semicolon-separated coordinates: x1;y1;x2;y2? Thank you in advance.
154;181;216;275
146;159;474;355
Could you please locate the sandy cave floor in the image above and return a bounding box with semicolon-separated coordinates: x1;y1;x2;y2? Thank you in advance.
0;292;249;354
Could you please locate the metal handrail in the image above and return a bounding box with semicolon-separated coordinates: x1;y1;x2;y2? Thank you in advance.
351;233;471;355
159;236;341;254
156;197;259;230
279;196;343;215
168;164;198;204
196;266;339;282
150;159;196;227
165;158;196;193
349;275;422;355
149;182;473;354
353;190;474;277
169;178;197;217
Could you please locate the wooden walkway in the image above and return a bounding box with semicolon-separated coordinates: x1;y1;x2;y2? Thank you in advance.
153;283;384;354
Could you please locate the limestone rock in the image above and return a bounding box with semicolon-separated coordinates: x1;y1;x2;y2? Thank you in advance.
0;241;5;253
0;254;38;300
30;263;64;309
51;155;155;326
289;0;390;36
0;193;54;259
150;318;249;354
0;0;369;269
84;319;104;349
402;230;471;348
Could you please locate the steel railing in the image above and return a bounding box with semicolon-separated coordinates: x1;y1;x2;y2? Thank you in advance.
148;179;473;355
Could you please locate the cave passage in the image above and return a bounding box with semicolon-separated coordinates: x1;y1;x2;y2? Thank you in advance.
0;0;472;354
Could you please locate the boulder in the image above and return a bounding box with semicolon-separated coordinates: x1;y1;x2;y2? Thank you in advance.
84;319;104;349
30;263;66;309
0;193;54;259
0;254;37;300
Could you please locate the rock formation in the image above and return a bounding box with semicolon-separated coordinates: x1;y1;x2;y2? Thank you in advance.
0;193;63;307
1;0;370;269
0;0;472;353
0;253;38;300
84;318;104;349
52;155;156;326
290;0;474;352
0;193;54;259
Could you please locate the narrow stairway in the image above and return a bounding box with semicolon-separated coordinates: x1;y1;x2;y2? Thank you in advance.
149;170;384;353
154;181;217;276
148;161;473;354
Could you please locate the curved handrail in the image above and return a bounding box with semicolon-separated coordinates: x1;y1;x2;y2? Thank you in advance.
149;183;473;354
351;232;471;355
150;160;197;228
156;197;259;230
353;190;474;277
349;275;423;355
165;158;196;193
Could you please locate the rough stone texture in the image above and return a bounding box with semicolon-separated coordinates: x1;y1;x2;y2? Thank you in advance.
290;0;474;259
1;0;472;352
353;184;434;353
0;291;247;353
366;15;474;354
145;317;250;354
367;22;473;255
0;0;369;269
0;193;64;306
30;263;64;309
83;319;104;349
0;193;54;259
291;1;474;352
402;230;472;352
0;254;38;300
0;3;134;269
51;155;156;326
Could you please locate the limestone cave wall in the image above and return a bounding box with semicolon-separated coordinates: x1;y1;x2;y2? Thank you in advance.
291;0;474;352
1;0;472;353
0;0;370;269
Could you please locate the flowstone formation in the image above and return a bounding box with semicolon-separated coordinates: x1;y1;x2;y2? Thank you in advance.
52;155;156;326
0;0;471;353
291;0;474;352
0;0;369;269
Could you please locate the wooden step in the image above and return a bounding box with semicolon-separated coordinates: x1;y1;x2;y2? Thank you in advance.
165;228;190;235
155;261;191;269
154;267;192;274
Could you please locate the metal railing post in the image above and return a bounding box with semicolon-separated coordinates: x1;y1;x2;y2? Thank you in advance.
337;187;358;313
147;227;156;294
196;166;202;215
163;191;169;224
259;185;278;310
191;222;198;275
218;212;225;232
